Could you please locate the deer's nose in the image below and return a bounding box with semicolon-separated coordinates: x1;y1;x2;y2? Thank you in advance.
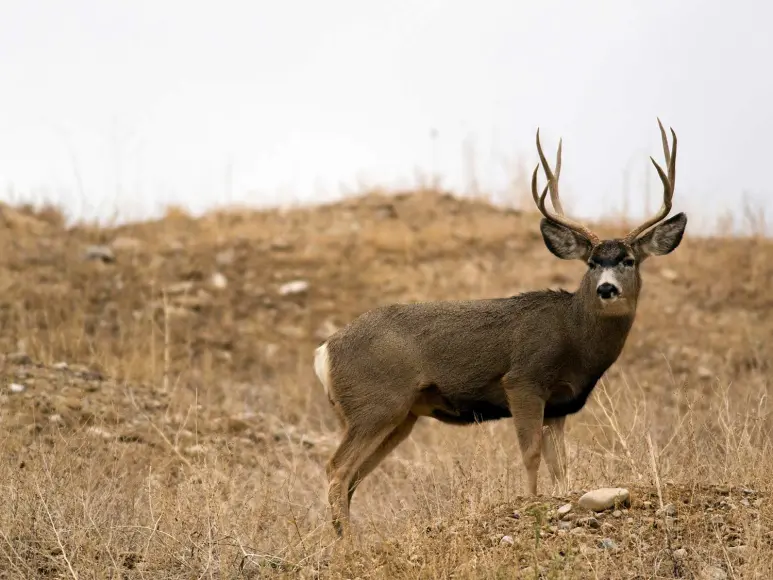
597;282;620;300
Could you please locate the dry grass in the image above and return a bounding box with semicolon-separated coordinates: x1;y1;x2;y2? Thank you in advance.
1;189;772;579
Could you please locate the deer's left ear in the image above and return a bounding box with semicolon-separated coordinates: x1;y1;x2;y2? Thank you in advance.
632;212;687;261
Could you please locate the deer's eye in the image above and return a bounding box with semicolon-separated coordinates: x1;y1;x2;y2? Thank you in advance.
623;258;635;267
587;262;597;269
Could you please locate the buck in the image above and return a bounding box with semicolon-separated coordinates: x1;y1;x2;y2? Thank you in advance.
314;119;687;537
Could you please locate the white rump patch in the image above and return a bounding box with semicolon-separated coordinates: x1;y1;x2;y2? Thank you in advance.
314;343;333;397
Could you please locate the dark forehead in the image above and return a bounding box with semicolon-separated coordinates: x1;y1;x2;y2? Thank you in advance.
589;240;632;264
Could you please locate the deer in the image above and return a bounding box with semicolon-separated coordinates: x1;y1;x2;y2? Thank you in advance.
314;119;687;537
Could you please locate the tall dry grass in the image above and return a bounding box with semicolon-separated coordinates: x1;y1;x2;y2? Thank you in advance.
0;190;771;578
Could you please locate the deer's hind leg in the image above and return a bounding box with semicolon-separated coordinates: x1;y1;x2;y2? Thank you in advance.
347;413;418;503
325;402;412;537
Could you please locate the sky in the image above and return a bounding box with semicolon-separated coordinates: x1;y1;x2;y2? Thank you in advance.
0;0;771;231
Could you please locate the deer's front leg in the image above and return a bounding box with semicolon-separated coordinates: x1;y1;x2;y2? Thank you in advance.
541;415;568;495
504;382;545;496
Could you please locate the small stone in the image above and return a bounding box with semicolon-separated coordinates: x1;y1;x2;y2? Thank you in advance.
626;517;634;523
753;498;763;508
499;535;514;546
558;520;574;531
269;240;294;251
7;352;32;365
84;245;115;263
215;248;235;265
740;498;750;507
697;366;713;380
510;511;520;519
110;236;143;251
657;503;677;517
49;414;63;424
210;272;228;290
643;501;653;509
569;526;585;535
9;383;25;393
52;361;68;370
578;488;630;512
673;548;687;560
700;565;728;580
599;538;618;550
612;510;622;518
278;280;309;296
661;268;678;281
577;516;600;529
87;426;113;440
557;503;573;518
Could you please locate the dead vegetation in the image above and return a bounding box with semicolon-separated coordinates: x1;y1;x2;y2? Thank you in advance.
1;189;772;578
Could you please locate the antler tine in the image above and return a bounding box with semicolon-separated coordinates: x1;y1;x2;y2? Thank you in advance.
532;130;600;245
536;129;564;215
623;119;678;242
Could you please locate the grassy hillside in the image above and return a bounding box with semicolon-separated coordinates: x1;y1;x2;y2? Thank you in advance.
1;190;772;578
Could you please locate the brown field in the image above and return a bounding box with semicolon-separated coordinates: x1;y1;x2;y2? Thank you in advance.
1;189;772;579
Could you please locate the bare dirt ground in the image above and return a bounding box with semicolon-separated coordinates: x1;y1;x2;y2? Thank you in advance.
1;190;772;579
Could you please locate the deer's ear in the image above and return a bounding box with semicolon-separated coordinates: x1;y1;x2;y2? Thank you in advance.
540;219;593;261
633;212;687;261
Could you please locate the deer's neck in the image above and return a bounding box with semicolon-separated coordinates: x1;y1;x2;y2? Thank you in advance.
570;291;637;371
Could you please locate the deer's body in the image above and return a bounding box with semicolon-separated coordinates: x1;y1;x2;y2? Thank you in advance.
317;120;688;538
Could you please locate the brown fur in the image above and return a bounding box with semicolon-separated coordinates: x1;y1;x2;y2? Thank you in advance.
316;122;688;537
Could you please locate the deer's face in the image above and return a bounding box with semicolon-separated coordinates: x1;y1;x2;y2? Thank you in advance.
585;240;641;315
539;213;687;317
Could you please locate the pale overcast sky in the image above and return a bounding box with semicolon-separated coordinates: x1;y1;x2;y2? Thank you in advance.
0;0;770;230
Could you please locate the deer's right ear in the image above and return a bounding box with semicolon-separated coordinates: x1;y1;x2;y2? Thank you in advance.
540;219;593;261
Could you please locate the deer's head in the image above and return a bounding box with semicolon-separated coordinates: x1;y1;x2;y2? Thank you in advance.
532;119;687;317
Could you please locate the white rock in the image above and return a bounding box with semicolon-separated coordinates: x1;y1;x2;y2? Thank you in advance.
660;268;678;281
210;272;228;290
700;565;728;580
673;548;687;560
557;503;573;518
52;361;69;370
499;535;514;545
278;280;309;296
9;383;25;393
578;488;630;512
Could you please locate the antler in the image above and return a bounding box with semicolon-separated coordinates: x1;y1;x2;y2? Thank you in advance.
532;129;600;246
623;118;677;242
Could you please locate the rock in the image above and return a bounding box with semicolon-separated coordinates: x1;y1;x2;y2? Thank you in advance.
657;503;677;517
210;272;228;290
753;498;763;508
577;516;600;529
49;414;63;424
599;538;618;550
660;268;678;281
557;520;574;531
673;548;687;561
110;236;143;251
557;503;573;518
7;352;32;365
165;281;195;295
269;240;294;251
697;366;713;380
740;498;750;507
278;280;310;296
643;501;653;509
499;535;514;546
612;510;622;518
215;248;235;266
84;245;115;263
87;426;113;440
9;383;25;393
700;566;728;580
569;526;585;535
52;361;69;370
578;488;630;512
